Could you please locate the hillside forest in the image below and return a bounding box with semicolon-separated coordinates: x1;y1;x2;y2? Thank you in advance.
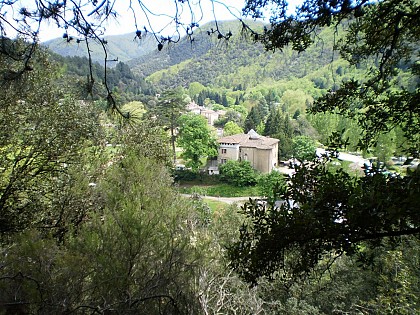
0;0;419;313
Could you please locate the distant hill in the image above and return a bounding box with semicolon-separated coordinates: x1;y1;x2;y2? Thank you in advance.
127;20;265;79
43;32;157;64
44;20;341;94
127;20;341;92
46;51;156;103
44;19;359;114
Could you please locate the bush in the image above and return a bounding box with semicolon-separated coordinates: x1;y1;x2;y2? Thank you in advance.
173;169;200;181
219;160;258;187
180;184;259;197
257;171;287;202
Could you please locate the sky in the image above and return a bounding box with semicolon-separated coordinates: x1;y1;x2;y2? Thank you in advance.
5;0;302;42
103;1;246;38
39;0;247;42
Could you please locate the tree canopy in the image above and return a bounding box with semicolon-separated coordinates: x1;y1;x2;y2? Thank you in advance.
0;46;100;240
223;121;244;136
219;160;258;187
291;135;317;161
177;113;218;171
152;89;188;163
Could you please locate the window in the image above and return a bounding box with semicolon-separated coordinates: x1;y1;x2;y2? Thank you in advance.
221;148;227;154
221;159;227;164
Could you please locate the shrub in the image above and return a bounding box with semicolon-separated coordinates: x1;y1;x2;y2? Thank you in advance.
219;160;258;187
257;171;287;202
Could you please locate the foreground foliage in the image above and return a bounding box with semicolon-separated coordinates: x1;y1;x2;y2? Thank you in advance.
0;45;100;240
0;155;201;314
227;0;420;304
229;153;420;284
177;113;218;171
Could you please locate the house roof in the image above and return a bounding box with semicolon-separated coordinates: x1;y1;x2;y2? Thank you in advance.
186;101;201;110
218;129;279;150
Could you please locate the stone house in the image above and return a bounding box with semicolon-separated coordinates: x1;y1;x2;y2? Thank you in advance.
187;101;226;126
217;130;279;173
200;108;226;126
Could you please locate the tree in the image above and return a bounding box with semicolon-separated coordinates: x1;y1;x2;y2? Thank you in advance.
214;109;245;128
221;92;229;107
115;118;173;167
229;155;420;285
223;121;244;136
362;238;420;314
280;90;309;117
256;121;266;135
227;0;419;285
211;103;226;111
244;107;262;133
264;107;283;136
372;131;397;165
291;136;317;161
311;3;419;156
177;113;218;171
121;100;146;120
275;132;294;160
152;89;188;164
257;171;286;203
0;154;202;314
264;110;295;159
0;47;100;240
188;81;206;98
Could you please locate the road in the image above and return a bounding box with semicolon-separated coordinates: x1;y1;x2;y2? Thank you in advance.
316;148;369;165
274;150;369;176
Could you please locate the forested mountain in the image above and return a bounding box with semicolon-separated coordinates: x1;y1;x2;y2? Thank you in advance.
42;20;347;120
44;32;156;64
128;20;342;91
126;20;252;78
48;52;155;102
44;19;373;148
44;20;351;100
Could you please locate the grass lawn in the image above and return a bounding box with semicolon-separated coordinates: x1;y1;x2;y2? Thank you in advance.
202;199;228;212
179;183;259;198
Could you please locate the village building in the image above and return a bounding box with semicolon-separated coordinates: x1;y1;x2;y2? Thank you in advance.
186;101;226;126
217;130;279;173
186;101;202;114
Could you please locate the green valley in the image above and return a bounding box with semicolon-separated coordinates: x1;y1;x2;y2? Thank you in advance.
1;1;419;313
